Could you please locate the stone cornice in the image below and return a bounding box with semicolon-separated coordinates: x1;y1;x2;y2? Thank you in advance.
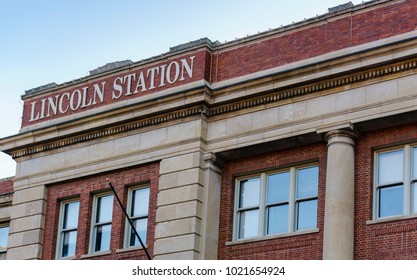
10;105;209;159
209;57;417;117
5;55;417;159
0;192;13;207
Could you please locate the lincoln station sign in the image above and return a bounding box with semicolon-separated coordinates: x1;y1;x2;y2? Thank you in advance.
27;56;196;123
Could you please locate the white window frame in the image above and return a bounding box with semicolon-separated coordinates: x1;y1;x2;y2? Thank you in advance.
124;185;150;249
0;221;9;254
233;164;319;241
89;192;114;254
55;198;80;259
373;144;417;220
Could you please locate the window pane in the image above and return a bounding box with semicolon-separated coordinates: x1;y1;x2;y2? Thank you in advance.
0;226;9;250
62;231;77;257
413;183;417;214
132;188;150;217
238;209;259;239
297;166;319;199
239;178;260;208
297;199;318;230
378;150;403;185
267;204;288;235
63;201;79;229
96;195;113;223
379;185;403;218
130;218;148;247
413;147;417;179
95;224;111;252
267;172;289;204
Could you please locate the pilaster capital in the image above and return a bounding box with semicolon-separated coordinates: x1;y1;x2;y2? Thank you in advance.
203;152;224;171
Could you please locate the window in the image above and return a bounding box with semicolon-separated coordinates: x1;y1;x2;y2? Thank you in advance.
0;222;9;256
125;186;150;248
375;145;417;219
234;165;319;240
90;193;113;253
56;200;79;258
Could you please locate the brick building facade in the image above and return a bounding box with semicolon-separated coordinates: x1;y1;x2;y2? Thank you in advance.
1;0;417;260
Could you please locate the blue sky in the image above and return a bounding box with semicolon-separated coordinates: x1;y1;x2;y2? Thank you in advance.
0;0;362;178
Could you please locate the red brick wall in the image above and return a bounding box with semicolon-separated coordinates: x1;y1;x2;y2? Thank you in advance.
212;0;417;82
218;143;327;260
355;123;417;259
0;178;13;194
219;123;417;260
42;162;159;260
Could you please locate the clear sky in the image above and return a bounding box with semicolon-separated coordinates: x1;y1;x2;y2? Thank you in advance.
0;0;362;179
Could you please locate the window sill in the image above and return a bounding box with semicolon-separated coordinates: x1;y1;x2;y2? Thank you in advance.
56;255;77;260
366;214;417;225
80;250;111;259
225;228;319;246
115;245;148;254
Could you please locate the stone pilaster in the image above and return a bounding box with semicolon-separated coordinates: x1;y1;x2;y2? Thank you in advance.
200;152;223;260
6;184;47;260
154;152;205;260
153;150;224;260
323;129;358;260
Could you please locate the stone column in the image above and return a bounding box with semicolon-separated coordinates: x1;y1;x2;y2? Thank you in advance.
323;129;358;260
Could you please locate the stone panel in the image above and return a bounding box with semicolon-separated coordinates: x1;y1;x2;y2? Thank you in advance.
111;133;141;154
207;120;226;140
167;121;200;142
0;207;10;220
250;107;280;130
159;152;202;175
153;234;201;255
157;184;203;207
63;145;92;167
155;217;202;239
153;250;199;260
17;158;43;178
335;87;367;111
398;74;417;97
140;128;168;150
10;200;45;219
7;229;44;248
9;214;44;233
307;94;336;117
6;244;42;260
159;168;205;190
278;101;307;123
365;79;398;105
156;201;203;222
226;113;252;135
12;186;47;204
